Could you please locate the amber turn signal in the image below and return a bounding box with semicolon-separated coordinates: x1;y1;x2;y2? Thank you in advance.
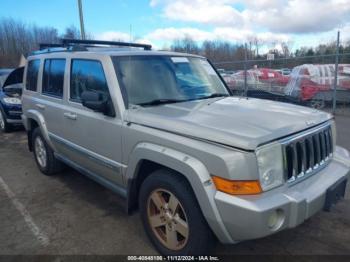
212;176;262;195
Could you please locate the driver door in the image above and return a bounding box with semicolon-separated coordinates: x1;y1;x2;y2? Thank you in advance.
59;59;124;186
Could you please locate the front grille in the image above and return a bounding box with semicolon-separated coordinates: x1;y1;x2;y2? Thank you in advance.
283;124;333;182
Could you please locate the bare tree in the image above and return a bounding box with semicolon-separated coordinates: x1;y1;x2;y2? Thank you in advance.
62;25;81;39
281;40;294;58
0;18;60;67
0;19;97;67
171;36;199;54
171;38;248;70
281;42;290;58
249;37;264;57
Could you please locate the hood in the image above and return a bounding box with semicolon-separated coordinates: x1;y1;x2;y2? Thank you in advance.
126;97;332;150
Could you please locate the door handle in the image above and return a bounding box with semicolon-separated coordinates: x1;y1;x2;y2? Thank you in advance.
35;104;45;110
63;112;77;120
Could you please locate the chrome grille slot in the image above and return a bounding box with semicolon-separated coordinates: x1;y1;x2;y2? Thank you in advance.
283;124;333;183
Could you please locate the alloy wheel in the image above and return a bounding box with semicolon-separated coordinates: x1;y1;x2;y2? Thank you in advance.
34;136;47;168
147;189;189;251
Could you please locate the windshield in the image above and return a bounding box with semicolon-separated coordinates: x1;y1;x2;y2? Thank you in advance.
112;55;229;106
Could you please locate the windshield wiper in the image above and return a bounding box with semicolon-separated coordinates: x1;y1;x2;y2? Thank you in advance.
137;94;229;107
195;93;230;100
137;98;187;107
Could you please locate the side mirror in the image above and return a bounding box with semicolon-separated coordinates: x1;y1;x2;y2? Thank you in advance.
3;83;23;96
81;91;115;117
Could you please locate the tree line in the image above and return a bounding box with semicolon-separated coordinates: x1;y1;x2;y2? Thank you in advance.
170;36;350;70
0;18;83;67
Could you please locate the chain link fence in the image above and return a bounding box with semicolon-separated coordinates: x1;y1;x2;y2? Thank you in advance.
213;39;350;117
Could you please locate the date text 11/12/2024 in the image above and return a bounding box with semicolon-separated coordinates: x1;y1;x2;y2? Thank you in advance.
127;256;220;261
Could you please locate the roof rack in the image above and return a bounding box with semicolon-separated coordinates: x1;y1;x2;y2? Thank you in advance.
30;38;152;56
39;43;63;50
61;39;152;50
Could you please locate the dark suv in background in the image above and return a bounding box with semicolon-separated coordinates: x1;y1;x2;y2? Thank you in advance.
0;67;24;132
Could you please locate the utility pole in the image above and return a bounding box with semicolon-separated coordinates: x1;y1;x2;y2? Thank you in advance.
77;0;86;40
332;31;340;114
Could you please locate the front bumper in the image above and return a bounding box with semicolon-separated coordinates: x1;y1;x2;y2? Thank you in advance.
1;102;22;124
214;146;350;243
6;118;23;124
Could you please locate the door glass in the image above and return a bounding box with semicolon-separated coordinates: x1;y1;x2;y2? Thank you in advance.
26;59;40;91
70;59;109;102
42;59;65;98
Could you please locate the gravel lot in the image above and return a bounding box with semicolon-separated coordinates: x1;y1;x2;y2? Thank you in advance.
0;115;349;256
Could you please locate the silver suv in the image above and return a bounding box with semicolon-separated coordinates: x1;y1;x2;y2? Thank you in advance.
22;39;350;255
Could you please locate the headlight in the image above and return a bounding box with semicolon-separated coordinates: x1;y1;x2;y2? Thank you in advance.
256;143;284;191
2;97;21;105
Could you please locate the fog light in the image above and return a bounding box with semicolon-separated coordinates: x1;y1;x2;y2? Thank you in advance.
267;209;285;230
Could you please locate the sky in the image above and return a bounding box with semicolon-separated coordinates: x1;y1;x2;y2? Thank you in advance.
0;0;349;52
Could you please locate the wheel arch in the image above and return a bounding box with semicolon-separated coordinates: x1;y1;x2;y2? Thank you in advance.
125;142;233;243
23;110;54;151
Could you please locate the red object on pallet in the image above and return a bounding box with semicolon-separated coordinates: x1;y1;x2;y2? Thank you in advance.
253;68;290;86
285;64;350;101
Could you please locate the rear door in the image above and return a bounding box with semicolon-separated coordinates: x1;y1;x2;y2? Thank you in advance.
38;58;67;149
60;58;123;186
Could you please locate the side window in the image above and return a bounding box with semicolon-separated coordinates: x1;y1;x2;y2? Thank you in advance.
42;59;66;98
70;59;109;102
25;59;40;91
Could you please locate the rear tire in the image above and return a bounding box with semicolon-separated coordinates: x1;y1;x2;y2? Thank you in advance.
32;128;63;175
0;108;11;133
139;169;215;255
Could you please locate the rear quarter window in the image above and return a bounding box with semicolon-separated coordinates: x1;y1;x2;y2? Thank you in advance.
25;59;40;91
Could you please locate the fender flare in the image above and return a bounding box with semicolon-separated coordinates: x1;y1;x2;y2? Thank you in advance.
126;142;234;244
334;146;350;168
23;110;56;150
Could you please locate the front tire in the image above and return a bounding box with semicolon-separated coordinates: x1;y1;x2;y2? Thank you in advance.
32;128;63;175
139;169;215;255
0;108;11;133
